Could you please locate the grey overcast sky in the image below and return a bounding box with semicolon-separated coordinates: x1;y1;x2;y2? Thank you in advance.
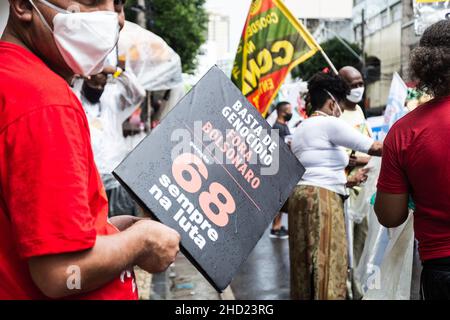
204;0;355;55
205;0;252;54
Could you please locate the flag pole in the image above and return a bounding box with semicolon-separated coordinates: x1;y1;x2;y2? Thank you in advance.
298;19;339;75
319;49;339;75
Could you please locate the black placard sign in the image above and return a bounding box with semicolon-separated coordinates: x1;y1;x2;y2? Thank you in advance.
113;66;305;292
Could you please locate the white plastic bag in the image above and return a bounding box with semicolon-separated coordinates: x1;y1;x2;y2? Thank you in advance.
414;0;450;36
363;214;415;300
346;159;379;224
118;21;183;91
350;158;386;294
352;157;415;300
72;70;145;183
353;205;389;296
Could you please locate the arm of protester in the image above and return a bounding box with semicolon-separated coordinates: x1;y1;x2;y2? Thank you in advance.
108;215;145;232
374;130;409;228
354;155;371;167
348;154;371;168
327;118;382;156
374;192;409;228
367;141;383;157
28;220;180;299
3;106;179;299
348;154;358;168
346;168;369;188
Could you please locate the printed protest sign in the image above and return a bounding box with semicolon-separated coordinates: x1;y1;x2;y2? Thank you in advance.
113;66;305;291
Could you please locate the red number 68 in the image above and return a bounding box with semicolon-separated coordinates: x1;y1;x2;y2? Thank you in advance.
172;153;236;227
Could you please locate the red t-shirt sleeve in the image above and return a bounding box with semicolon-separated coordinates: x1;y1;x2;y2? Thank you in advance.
377;129;410;194
3;105;97;259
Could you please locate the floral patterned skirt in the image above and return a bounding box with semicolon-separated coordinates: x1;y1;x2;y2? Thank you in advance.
288;185;348;300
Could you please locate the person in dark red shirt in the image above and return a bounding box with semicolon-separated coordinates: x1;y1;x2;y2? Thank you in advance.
375;20;450;300
0;0;180;300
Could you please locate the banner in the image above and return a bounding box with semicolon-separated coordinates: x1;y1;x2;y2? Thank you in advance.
384;72;408;129
113;66;304;291
367;116;389;142
232;0;320;115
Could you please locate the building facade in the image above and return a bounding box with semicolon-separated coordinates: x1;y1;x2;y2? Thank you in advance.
400;0;421;83
353;0;405;109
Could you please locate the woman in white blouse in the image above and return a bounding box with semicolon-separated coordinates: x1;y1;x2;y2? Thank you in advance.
289;72;382;300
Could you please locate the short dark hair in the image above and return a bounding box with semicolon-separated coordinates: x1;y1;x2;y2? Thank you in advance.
307;72;349;115
410;19;450;98
275;101;290;113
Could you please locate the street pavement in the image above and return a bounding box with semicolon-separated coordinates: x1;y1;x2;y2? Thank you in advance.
231;216;290;300
148;222;290;300
144;213;421;301
151;253;234;300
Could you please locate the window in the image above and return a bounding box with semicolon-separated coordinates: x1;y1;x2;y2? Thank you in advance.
392;3;402;22
368;15;381;33
381;10;390;27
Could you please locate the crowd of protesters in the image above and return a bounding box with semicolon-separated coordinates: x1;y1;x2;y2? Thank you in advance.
0;0;449;301
281;19;450;300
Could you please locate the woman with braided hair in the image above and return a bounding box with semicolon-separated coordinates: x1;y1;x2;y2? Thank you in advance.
289;72;382;300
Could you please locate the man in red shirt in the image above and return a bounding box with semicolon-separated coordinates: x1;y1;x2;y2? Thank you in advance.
0;0;180;299
375;20;450;300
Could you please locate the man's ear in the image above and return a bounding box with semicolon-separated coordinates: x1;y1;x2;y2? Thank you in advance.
9;0;33;23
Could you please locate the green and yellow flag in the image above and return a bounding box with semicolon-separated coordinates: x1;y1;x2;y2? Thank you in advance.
232;0;321;116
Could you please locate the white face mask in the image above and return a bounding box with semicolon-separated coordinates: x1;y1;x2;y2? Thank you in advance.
347;87;365;103
29;0;120;77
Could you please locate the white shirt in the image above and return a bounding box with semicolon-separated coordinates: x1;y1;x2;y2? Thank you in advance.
340;104;373;157
73;71;145;188
340;105;370;132
291;115;374;195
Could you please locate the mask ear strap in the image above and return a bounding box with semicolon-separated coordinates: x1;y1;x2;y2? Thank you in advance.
36;0;69;14
324;89;343;116
28;0;54;32
324;89;337;104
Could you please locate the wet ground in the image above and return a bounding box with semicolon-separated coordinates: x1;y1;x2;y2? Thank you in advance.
149;216;290;300
231;216;290;300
